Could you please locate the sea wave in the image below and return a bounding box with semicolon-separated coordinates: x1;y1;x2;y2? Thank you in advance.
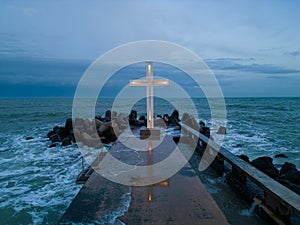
0;97;299;224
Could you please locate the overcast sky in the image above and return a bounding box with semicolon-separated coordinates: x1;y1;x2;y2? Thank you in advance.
0;0;299;97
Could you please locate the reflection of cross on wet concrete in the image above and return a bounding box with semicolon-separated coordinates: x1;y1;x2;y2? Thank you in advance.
130;62;169;129
147;140;169;202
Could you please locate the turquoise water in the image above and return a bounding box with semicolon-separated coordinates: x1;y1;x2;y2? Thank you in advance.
223;97;300;167
0;97;299;224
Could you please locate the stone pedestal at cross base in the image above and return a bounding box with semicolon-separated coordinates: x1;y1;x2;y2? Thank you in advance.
140;128;161;140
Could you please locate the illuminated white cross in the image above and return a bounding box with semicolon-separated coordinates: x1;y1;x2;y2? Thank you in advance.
130;62;170;129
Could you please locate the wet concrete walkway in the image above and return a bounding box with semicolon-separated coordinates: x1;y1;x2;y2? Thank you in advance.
59;135;228;224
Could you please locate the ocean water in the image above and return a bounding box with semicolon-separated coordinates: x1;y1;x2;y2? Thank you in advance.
0;97;299;224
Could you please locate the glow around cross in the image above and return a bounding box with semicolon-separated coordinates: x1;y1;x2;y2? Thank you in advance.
130;62;170;129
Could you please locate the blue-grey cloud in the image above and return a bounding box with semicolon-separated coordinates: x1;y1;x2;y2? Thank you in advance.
0;32;50;58
0;33;27;55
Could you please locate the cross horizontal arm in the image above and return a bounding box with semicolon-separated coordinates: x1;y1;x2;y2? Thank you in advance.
130;79;170;86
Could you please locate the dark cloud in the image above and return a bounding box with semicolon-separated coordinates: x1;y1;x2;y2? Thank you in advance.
0;83;76;97
267;76;293;79
205;57;255;62
0;56;90;85
206;58;300;74
285;50;300;57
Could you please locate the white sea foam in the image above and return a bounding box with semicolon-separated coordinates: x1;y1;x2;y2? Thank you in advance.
239;201;257;216
0;131;83;224
93;189;131;225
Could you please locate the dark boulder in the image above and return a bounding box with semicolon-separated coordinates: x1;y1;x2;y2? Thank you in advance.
61;137;72;146
84;138;103;148
263;167;279;179
279;171;300;185
275;153;288;158
50;134;61;143
277;169;300;195
200;127;210;138
58;127;68;139
173;136;180;144
103;134;117;143
251;156;274;171
185;116;198;131
53;126;60;133
181;113;190;124
49;143;58;148
70;133;76;143
280;162;297;176
251;156;279;178
277;179;300;195
217;126;226;134
65;118;73;134
212;157;225;176
47;126;60;138
238;154;250;163
47;130;55;138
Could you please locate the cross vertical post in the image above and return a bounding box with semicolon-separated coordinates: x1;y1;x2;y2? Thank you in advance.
146;62;154;128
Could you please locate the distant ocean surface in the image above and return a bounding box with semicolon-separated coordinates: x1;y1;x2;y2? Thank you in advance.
0;97;299;224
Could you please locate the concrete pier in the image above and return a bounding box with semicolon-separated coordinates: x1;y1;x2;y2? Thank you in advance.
120;164;228;225
59;135;228;224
